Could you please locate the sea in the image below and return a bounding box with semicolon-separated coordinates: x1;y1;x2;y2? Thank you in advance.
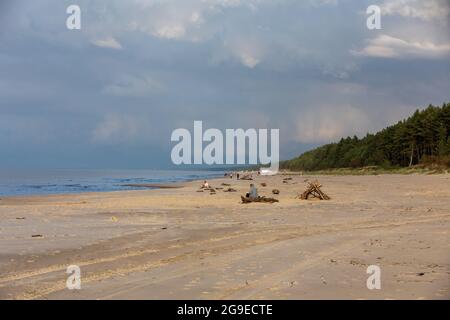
0;169;224;196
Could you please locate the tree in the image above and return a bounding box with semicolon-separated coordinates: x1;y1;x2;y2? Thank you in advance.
280;103;450;171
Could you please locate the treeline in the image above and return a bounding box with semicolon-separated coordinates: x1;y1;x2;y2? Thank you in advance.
281;103;450;171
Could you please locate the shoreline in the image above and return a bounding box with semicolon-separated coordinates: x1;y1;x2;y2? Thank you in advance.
0;169;226;199
2;170;449;200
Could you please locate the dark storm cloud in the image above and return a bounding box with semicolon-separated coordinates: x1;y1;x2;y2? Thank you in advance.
0;0;449;168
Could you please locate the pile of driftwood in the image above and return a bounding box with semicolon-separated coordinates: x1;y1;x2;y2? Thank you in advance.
198;186;216;194
298;180;330;200
241;196;279;204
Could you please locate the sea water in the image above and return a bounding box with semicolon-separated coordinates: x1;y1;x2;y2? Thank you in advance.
0;169;224;196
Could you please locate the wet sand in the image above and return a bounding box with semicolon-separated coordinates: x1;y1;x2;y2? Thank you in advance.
0;174;449;300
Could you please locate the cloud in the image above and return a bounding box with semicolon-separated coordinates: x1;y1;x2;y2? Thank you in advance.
127;0;268;42
1;0;450;168
351;34;450;59
92;114;140;143
126;1;209;41
308;0;339;6
380;0;450;22
294;105;371;143
91;36;123;49
321;62;359;79
240;54;260;68
222;38;265;68
153;25;186;40
102;75;165;97
91;113;166;146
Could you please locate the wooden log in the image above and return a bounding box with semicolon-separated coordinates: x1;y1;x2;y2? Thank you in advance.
241;196;279;204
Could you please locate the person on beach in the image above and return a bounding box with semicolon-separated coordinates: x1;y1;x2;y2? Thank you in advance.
237;173;240;180
201;181;209;189
246;183;258;200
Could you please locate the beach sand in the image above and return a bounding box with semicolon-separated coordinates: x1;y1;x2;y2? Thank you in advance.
0;174;449;300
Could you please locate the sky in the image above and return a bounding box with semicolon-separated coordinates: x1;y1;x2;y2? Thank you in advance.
0;0;449;169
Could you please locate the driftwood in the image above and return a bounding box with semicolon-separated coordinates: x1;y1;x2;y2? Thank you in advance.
199;187;216;194
272;189;280;195
241;196;279;204
240;174;253;180
298;180;330;200
223;187;237;192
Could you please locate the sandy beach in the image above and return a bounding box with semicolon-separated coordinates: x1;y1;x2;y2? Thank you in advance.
0;173;449;300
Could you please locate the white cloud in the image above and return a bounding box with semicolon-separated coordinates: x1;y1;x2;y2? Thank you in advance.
153;25;186;40
102;75;165;97
89;0;335;42
380;0;450;22
91;36;123;49
126;1;209;41
352;34;450;59
214;37;265;68
80;0;367;71
240;53;260;68
294;105;371;143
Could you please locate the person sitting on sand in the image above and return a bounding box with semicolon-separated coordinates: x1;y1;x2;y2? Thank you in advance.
201;181;209;189
246;183;258;200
